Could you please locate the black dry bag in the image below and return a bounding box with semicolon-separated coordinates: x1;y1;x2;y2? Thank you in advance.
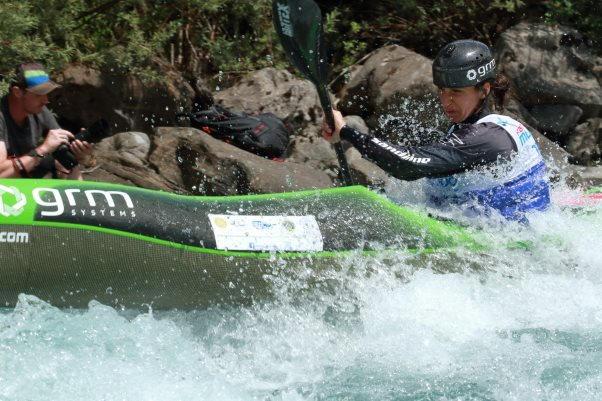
187;105;291;159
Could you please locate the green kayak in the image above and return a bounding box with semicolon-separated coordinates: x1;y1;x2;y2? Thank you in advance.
0;179;484;309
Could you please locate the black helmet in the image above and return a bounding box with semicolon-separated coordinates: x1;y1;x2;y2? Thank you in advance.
432;40;496;88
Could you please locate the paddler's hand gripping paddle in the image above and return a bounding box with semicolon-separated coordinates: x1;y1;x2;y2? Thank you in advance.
272;0;353;186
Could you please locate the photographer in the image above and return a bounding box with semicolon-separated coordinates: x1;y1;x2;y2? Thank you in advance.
0;63;93;180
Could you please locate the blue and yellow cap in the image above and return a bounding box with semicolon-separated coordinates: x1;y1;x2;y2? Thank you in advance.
13;63;61;95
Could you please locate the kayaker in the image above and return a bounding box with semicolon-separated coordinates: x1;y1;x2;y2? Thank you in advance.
0;63;93;179
323;39;550;221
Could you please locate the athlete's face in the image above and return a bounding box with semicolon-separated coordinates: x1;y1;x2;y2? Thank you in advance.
438;83;490;123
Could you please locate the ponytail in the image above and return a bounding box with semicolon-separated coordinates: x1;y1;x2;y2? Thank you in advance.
490;74;510;111
477;74;511;111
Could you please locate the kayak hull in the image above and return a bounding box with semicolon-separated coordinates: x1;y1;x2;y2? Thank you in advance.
0;179;483;309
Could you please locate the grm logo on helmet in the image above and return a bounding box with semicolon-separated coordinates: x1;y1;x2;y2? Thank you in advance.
0;184;27;217
466;59;496;81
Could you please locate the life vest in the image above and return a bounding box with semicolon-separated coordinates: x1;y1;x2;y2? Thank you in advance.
424;114;550;221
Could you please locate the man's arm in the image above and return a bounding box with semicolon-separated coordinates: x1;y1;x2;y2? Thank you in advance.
0;120;21;177
0;141;47;178
0;141;19;177
0;130;73;178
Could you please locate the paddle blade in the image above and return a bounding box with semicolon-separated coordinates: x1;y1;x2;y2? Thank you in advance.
273;0;353;186
272;0;329;85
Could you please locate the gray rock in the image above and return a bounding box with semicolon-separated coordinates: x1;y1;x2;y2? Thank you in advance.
529;104;583;137
594;57;602;83
151;127;333;195
496;23;602;118
288;134;338;172
83;163;181;192
346;147;389;188
92;131;151;167
214;67;323;124
50;61;194;133
288;116;386;186
504;100;574;178
504;97;537;126
192;77;215;110
369;95;448;146
287;123;337;174
84;132;179;192
572;166;602;187
339;45;436;118
113;131;151;167
566;118;601;165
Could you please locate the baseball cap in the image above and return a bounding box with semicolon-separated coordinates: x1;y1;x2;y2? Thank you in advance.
13;63;61;95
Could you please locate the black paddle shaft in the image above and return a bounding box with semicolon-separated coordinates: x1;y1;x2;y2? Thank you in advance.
272;0;353;186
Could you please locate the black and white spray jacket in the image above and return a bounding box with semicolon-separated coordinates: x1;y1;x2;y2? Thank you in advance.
340;107;550;220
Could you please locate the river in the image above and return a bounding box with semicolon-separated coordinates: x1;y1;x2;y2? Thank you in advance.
1;182;601;400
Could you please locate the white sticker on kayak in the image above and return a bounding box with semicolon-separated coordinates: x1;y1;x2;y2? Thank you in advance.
208;214;323;252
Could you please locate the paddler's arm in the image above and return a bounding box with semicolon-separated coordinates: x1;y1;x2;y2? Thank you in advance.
340;126;475;180
323;110;512;181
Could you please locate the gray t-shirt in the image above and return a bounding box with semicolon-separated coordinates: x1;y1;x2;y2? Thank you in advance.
0;95;60;177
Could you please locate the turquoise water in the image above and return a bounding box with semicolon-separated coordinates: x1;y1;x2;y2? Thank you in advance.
1;187;601;400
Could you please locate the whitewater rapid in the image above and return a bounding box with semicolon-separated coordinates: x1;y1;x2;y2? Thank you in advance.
1;184;601;400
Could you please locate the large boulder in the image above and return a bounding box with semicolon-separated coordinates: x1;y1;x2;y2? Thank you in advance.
83;131;181;192
151;127;333;195
566;118;601;165
344;115;370;134
288;132;338;174
345;147;389;188
338;45;436;119
287;116;389;187
505;99;572;172
214;67;322;124
496;22;602;118
572;166;602;187
504;98;602;188
529;104;584;138
93;131;151;167
50;60;195;134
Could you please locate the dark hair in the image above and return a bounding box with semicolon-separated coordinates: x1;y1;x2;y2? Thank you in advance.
478;74;510;111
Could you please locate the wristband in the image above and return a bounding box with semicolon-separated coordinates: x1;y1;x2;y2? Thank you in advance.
28;148;45;159
11;157;30;178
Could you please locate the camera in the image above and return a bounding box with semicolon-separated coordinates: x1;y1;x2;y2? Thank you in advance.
52;119;112;170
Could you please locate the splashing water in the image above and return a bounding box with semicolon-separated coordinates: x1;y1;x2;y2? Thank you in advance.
372;95;449;147
1;196;601;400
2;109;601;400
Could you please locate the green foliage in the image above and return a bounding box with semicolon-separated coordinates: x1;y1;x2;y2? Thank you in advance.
544;0;602;50
491;0;525;13
174;0;286;75
0;0;284;83
0;2;69;73
0;0;599;91
325;9;367;67
320;0;601;73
